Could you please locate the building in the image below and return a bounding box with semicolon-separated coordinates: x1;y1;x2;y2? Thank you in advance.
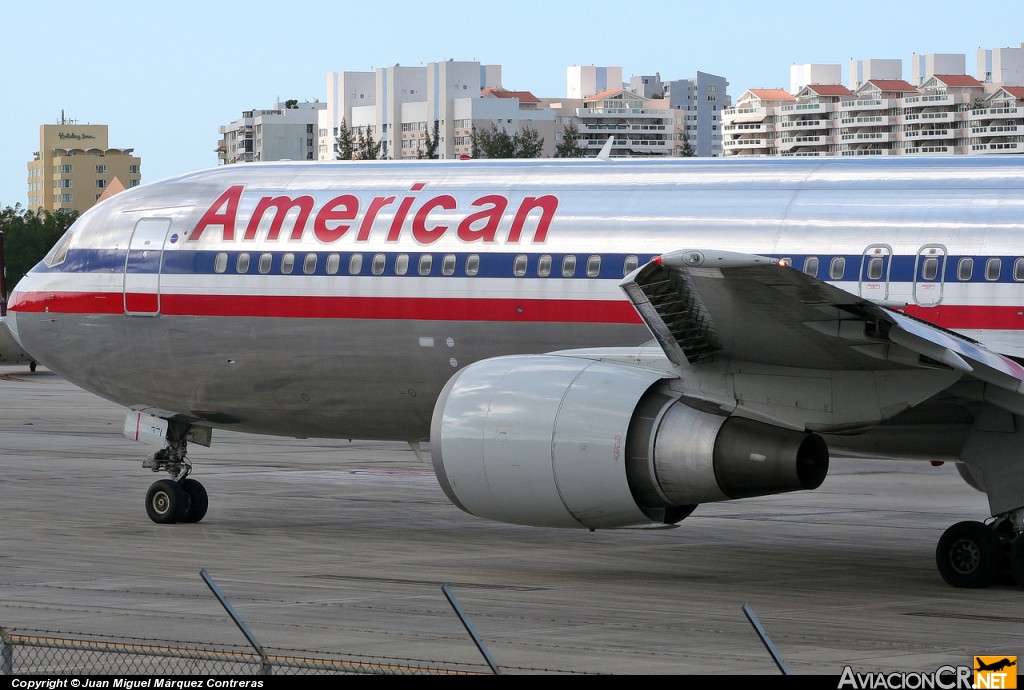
547;89;675;157
319;60;511;160
790;64;841;94
567;66;623;99
911;53;966;86
664;71;730;156
721;89;795;156
969;86;1024;154
902;74;985;155
849;59;902;90
778;84;855;156
26;117;141;214
217;101;325;165
977;44;1024;85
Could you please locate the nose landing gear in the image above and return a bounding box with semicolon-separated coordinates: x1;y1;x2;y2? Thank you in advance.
142;421;209;525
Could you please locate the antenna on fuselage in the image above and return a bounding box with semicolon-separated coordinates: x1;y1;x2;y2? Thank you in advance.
596;136;614;161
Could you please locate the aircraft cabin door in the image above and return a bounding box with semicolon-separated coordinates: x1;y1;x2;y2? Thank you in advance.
859;245;892;302
914;245;947;307
123;218;172;316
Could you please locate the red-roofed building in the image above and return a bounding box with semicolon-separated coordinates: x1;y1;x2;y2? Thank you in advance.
969;86;1024;154
722;89;795;155
776;85;856;156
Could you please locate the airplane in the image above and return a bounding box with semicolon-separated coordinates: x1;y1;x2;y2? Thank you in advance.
0;317;38;370
6;155;1024;590
976;658;1017;672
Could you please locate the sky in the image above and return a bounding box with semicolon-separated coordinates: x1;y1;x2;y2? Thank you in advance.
2;0;1024;207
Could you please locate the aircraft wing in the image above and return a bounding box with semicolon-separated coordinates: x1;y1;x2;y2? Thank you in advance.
621;249;1024;397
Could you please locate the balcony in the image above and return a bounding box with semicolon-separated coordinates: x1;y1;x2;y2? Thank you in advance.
780;119;826;131
722;122;767;133
903;129;951;141
903;94;955;108
722;138;770;150
969;142;1024;153
780;102;827;114
840;99;892;112
970;124;1024;136
840;115;891;126
780;151;825;156
722;106;768;123
780;135;827;147
903;112;955;124
840;148;893;156
970;106;1024;120
903;145;951;155
841;132;892;142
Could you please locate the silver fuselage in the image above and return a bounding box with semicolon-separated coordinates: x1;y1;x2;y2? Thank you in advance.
8;156;1024;441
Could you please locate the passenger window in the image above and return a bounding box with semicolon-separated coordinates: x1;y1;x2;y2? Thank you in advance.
303;253;317;275
442;254;456;275
829;257;845;280
281;253;294;275
395;254;409;276
372;254;386;275
562;255;577;277
513;254;528;277
214;252;228;274
326;253;340;275
418;254;432;275
986;258;1001;281
586;255;601;278
466;254;479;276
867;257;884;280
537;255;552;277
258;253;272;274
803;257;819;277
957;258;973;281
623;255;639;275
349;253;363;275
1015;258;1024;281
236;253;250;274
921;257;938;281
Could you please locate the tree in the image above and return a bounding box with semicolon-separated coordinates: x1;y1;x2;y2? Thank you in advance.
336;118;355;160
555;122;587;158
284;99;299;109
679;128;696;157
0;205;78;292
515;127;545;158
356;126;382;160
470;123;544;158
418;120;440;159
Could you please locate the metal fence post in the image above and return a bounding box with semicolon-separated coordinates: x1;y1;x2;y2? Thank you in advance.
440;583;500;675
200;569;273;675
742;602;791;675
1;627;13;675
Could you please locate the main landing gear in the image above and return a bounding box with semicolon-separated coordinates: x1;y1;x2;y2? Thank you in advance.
935;510;1024;588
142;423;208;525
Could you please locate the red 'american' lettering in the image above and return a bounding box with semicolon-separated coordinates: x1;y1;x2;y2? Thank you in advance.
189;183;558;245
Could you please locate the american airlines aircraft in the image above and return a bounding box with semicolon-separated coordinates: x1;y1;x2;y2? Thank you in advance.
7;156;1024;589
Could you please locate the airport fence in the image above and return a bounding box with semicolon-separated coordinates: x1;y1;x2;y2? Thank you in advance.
0;629;492;676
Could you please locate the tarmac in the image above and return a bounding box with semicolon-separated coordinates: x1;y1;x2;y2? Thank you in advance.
1;364;1022;676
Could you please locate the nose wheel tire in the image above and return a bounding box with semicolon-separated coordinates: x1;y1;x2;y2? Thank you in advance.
936;521;1002;589
146;479;187;524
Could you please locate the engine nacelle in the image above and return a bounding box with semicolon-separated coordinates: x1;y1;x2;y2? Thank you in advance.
430;355;829;529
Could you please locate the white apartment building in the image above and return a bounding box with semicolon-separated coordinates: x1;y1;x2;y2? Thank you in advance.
721;89;794;156
778;84;855;156
978;45;1024;85
969;86;1024;154
218;101;325;165
911;53;966;86
724;75;1024;158
567;65;624;99
319;60;516;160
546;89;676;157
849;59;902;90
790;64;841;94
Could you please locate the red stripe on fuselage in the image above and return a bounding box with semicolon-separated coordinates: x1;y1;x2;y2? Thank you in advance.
9;290;1024;331
8;290;644;323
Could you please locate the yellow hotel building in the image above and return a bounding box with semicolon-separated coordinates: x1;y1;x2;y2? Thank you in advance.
27;121;141;214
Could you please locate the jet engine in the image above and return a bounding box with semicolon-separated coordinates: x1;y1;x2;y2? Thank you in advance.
430;355;829;529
